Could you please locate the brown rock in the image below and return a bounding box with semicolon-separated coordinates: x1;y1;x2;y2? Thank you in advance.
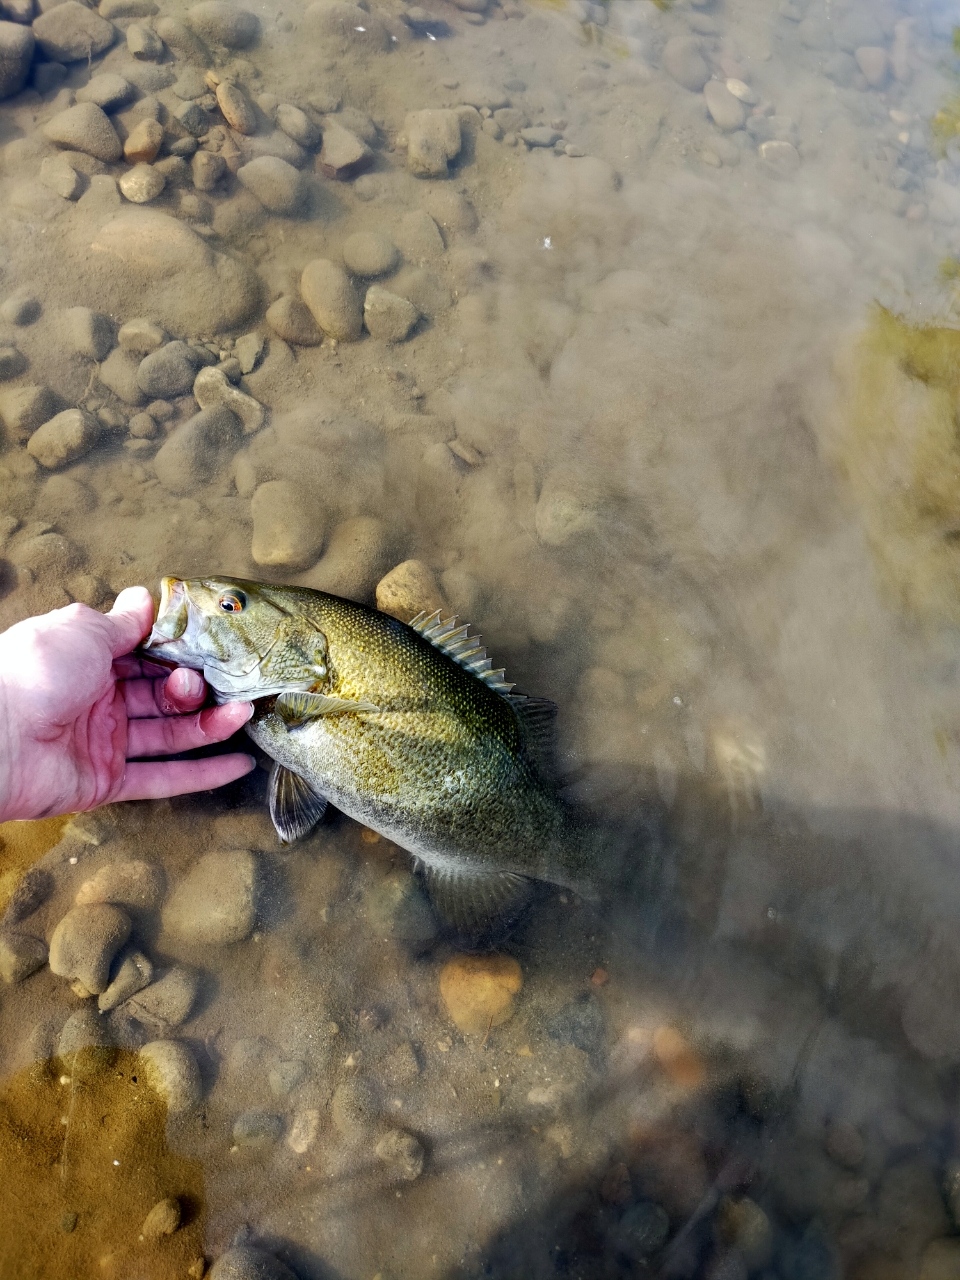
216;79;256;134
317;120;372;180
439;953;522;1035
375;559;445;622
123;117;163;163
300;258;362;341
265;294;322;346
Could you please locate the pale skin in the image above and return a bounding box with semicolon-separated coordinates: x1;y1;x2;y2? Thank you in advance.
0;586;255;823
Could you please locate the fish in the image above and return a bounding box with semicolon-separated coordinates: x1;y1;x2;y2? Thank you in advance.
143;576;595;934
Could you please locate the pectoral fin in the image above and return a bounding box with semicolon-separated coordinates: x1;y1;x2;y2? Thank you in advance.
268;762;328;844
275;691;382;727
416;861;534;938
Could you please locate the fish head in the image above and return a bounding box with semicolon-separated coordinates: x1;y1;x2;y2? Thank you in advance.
143;575;329;702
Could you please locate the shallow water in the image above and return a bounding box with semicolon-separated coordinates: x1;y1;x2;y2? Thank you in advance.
4;0;960;1275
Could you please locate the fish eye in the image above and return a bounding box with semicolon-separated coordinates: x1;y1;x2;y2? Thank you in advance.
219;592;246;613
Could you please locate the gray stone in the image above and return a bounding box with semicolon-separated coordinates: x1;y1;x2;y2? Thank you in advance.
759;139;800;175
236;156;304;214
301;258;362;341
137;340;198;397
173;65;205;99
128;411;156;437
394;210;443;261
41;154;83;198
0;292;39;324
0;383;58;441
97;949;153;1011
1;0;33;23
123;964;199;1031
99;0;158;17
193;365;264;433
187;0;258;48
209;1247;298;1280
126;21;162;59
27;408;101;468
118;316;167;353
703;79;744;131
343;231;398;277
265;295;322;346
251;479;324;570
0;345;25;378
43;102;123;161
33;1;114;62
76;71;132;110
58;1007;115;1060
363;285;418;342
153;404;240;493
375;1128;424;1180
268;1058;306;1097
317;120;372;180
234;331;263;374
162;849;257;943
0;931;47;983
174;98;208;136
0;19;34;98
169;136;197;158
239;128;307;170
405;108;461;177
520;126;560;147
138;1038;202;1113
3;867;52;924
301;515;393;598
276;103;319;149
75;859;164;910
33;60;67;93
99;346;147;404
154;14;209;62
63;306;115;360
48;902;131;994
662;35;709;91
233;1110;283;1147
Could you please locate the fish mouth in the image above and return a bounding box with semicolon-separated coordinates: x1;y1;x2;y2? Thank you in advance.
145;576;189;647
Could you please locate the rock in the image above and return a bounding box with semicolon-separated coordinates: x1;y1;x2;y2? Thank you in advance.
75;860;164;910
301;258;362;342
141;1198;180;1238
233;1110;283;1147
287;1108;320;1154
191;148;225;190
394;210;443;261
236;156;303;214
163;849;257;944
58;1008;116;1069
28;409;101;469
8;531;82;576
239;128;308;170
276;104;318;149
425;187;477;233
138;1038;202;1113
193;365;264;433
269;1058;307;1097
363;286;418;342
39;155;83;199
43;102;122;161
0;383;58;442
174;99;208;136
375;559;443;622
137;341;197;397
0;344;25;378
703;80;744;131
234;332;263;374
405;109;461;177
97;948;153;1010
758;139;800;175
250;479;324;569
652;1025;705;1086
520;126;560;147
186;0;258;49
33;1;114;62
4;866;54;924
154;14;209;63
0;931;47;983
374;1128;424;1181
662;36;709;91
384;265;449;319
613;1202;670;1260
209;1247;298;1280
128;411;157;437
725;77;758;105
118;317;167;353
49;903;131;994
547;994;606;1061
215;80;255;135
301;515;392;598
855;45;889;87
1;0;32;23
317;120;372;180
173;65;205;98
100;0;158;16
90;211;261;333
33;472;95;519
123;117;163;162
265;295;322;346
99;347;146;404
440;954;522;1035
153;404;240;493
124;964;199;1031
343;231;398;278
0;20;34;97
331;1077;379;1136
119;162;165;203
63;306;114;360
716;1197;773;1270
126;21;162;58
0;292;39;324
459;82;508;109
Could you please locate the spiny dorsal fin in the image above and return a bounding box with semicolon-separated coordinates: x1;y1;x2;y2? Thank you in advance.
409;609;515;693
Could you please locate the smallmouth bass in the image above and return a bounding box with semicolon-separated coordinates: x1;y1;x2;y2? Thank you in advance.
144;576;593;932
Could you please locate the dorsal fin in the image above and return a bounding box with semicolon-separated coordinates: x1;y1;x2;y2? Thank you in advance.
409;610;515;693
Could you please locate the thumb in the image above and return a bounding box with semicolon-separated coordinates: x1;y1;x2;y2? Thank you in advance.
106;585;155;658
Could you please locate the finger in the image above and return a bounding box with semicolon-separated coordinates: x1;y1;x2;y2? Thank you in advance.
105;586;155;659
114;753;257;802
161;668;206;714
126;702;253;757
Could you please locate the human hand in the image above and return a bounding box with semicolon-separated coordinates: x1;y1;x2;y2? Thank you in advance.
0;586;255;822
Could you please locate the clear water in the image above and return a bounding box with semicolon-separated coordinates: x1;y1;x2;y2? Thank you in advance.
4;0;960;1275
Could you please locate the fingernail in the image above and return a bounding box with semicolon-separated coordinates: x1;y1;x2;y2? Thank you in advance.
239;702;254;723
181;669;204;698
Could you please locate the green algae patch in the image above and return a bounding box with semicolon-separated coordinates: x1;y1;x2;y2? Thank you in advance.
831;306;960;625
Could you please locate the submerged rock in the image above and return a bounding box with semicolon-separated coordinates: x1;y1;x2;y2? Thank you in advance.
375;559;444;622
0;931;47;983
0;20;34;99
27;409;101;469
250;479;324;570
439;954;523;1035
300;258;362;342
153;404;240;493
236;156;303;214
138;1038;202;1113
405;109;461;178
163;850;257;944
186;1;259;49
265;295;322;346
209;1246;298;1280
33;2;114;63
363;286;418;342
49;903;131;994
43;102;123;161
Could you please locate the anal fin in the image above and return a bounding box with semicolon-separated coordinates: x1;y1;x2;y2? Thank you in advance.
416;861;534;939
269;762;328;844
